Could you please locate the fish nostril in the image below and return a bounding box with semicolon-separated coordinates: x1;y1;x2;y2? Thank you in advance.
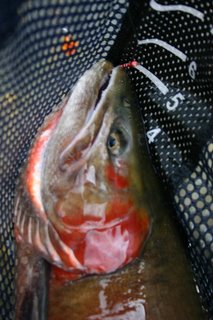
65;151;75;163
59;151;77;171
59;142;91;173
59;142;90;171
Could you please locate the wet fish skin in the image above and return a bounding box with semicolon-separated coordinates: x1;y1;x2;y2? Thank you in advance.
14;60;150;319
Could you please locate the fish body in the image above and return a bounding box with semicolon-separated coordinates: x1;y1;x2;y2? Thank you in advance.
48;198;205;320
14;60;151;318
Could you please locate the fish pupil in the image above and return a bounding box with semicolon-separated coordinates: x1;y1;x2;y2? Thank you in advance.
108;136;116;148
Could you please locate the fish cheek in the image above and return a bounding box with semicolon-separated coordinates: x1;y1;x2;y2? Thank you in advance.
105;161;130;191
42;167;77;224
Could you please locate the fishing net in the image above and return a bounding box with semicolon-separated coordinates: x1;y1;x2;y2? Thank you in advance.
0;0;212;319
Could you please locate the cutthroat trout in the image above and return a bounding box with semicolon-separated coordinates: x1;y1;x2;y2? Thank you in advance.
14;60;203;320
14;60;150;319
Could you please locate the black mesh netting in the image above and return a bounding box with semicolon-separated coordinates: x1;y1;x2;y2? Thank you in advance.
0;0;212;319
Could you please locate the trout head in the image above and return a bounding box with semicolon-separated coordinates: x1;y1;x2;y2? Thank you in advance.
18;61;150;279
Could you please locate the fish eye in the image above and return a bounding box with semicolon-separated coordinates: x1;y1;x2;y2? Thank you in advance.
107;129;128;157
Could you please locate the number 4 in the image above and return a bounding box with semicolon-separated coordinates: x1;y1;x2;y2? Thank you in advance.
147;128;161;143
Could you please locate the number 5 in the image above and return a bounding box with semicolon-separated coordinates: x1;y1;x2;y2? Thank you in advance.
166;92;185;111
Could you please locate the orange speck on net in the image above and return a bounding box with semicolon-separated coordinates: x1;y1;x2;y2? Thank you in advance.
61;34;79;57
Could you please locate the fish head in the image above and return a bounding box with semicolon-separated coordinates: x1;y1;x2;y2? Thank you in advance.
20;60;150;276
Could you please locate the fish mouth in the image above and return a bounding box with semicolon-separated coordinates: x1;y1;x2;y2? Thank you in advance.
83;72;111;127
59;63;118;172
93;73;111;110
87;72;112;124
84;60;113;119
